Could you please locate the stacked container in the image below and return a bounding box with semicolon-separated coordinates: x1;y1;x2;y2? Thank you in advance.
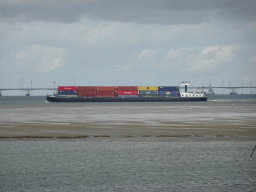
158;86;180;97
138;86;158;97
97;86;115;97
58;86;78;96
116;86;138;97
138;86;158;91
78;86;97;97
58;85;181;98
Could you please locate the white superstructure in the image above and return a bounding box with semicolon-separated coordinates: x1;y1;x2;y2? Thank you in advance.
180;92;206;97
180;81;206;98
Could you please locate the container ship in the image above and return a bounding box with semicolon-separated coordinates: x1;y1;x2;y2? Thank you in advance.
46;82;207;102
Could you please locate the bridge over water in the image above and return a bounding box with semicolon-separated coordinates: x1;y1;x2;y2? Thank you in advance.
187;86;256;95
0;88;57;96
0;86;256;96
188;86;256;90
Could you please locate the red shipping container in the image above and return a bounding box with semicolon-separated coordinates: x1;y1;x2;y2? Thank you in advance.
58;86;78;91
97;94;115;97
116;86;138;91
78;86;97;91
79;94;97;97
97;86;115;91
117;91;138;95
78;90;97;95
97;91;115;95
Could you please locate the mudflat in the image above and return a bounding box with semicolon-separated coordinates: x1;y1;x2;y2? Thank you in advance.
0;120;255;141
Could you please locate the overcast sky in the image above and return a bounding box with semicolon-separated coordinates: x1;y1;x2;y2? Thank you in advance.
1;0;256;95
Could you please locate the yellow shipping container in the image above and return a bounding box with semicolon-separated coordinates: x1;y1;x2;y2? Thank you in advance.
138;86;158;91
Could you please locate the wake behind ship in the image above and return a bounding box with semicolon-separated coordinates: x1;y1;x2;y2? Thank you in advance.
47;82;207;102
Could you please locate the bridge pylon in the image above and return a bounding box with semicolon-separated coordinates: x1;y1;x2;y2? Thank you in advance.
25;90;30;96
53;90;58;96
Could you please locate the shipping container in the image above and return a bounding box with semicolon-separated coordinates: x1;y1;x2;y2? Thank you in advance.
138;86;158;91
79;94;97;97
78;91;97;97
97;94;115;97
138;94;158;97
78;86;97;91
97;90;115;97
158;86;179;91
159;91;179;95
117;91;138;95
58;91;78;95
138;91;158;95
58;95;78;97
78;90;97;94
97;86;115;91
97;90;115;94
58;86;78;91
158;94;180;97
117;95;138;97
171;91;179;94
115;86;138;91
159;91;169;95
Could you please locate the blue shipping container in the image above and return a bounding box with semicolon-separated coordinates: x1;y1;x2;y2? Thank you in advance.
58;91;78;95
158;94;179;97
139;95;158;97
139;91;158;95
158;91;179;95
158;86;179;91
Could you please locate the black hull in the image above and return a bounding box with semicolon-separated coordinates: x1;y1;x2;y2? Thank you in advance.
47;96;207;102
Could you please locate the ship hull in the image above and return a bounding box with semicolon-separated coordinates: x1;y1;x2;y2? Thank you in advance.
46;96;207;102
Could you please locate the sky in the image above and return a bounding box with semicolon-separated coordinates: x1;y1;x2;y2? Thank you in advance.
0;0;256;95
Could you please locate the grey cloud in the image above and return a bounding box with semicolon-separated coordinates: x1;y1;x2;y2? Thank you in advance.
0;2;84;23
1;0;255;24
202;51;215;60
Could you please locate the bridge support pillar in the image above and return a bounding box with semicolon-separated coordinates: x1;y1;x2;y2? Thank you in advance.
26;90;30;96
53;90;58;96
0;91;2;96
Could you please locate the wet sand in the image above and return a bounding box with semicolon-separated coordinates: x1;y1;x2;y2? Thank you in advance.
0;120;255;141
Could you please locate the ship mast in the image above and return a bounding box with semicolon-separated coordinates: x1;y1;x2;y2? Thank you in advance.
181;81;192;92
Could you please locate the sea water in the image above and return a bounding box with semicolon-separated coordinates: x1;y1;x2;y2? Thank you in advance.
0;95;256;191
0;95;256;126
0;141;255;191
